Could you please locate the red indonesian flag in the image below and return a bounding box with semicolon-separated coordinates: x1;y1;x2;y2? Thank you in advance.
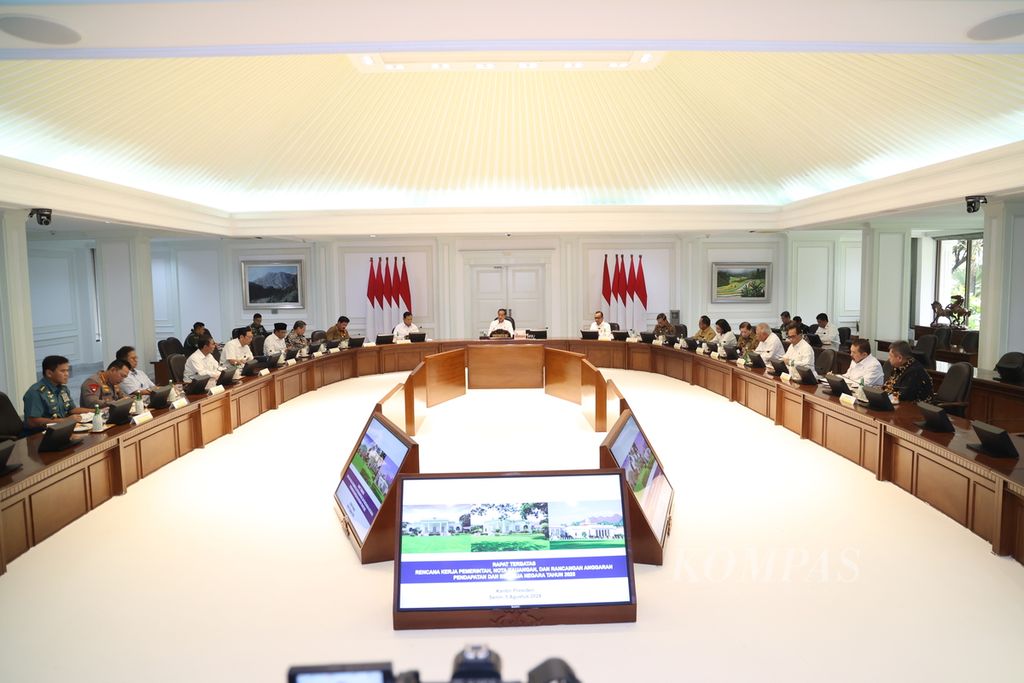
616;254;628;305
601;254;612;308
383;258;394;309
610;255;621;305
366;257;374;302
399;257;412;313
374;258;385;309
392;257;401;309
622;253;630;301
636;255;648;309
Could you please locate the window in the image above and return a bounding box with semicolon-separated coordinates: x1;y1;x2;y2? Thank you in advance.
934;235;982;331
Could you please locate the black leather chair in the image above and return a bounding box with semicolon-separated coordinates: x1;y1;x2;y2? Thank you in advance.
310;330;327;345
0;392;23;440
251;335;265;356
164;336;185;356
961;331;979;354
933;327;952;350
157;339;170;360
609;322;620;332
492;316;516;330
911;335;937;369
995;352;1024;383
882;360;893;381
674;324;688;338
931;362;973;417
807;323;819;335
837;327;852;350
815;349;836;376
167;353;187;383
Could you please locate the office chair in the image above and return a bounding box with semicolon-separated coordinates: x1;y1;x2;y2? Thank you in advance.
933;327;952;350
995;352;1024;382
961;331;979;354
911;334;937;369
674;324;688;338
837;327;852;350
157;339;170;361
167;353;187;383
251;335;265;356
310;330;327;345
609;322;620;332
815;349;837;376
807;323;819;335
882;360;893;381
0;392;23;440
930;362;973;417
164;336;185;356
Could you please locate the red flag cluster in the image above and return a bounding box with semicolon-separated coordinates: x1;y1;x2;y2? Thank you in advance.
601;254;648;332
366;257;412;337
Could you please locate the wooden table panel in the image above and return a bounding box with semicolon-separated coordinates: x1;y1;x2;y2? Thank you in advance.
198;394;231;447
31;470;89;544
425;349;467;407
971;482;996;542
580;361;607;432
544;348;583;404
140;424;178;477
467;344;544;389
915;454;971;526
626;344;651;372
88;458;114;508
356;348;380;376
2;500;29;563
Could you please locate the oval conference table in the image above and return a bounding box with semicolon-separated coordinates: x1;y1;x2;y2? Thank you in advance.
3;337;1023;575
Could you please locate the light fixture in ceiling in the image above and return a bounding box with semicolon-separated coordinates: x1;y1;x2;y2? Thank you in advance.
0;14;80;44
967;11;1024;40
350;51;664;73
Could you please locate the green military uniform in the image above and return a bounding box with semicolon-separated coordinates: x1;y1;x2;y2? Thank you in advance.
250;323;269;338
23;377;77;425
79;372;126;409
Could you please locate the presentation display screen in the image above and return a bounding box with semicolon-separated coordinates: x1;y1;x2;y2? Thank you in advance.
395;471;635;613
289;665;392;683
608;412;673;543
335;416;411;544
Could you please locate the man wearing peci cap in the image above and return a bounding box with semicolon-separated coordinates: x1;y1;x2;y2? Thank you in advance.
264;322;288;356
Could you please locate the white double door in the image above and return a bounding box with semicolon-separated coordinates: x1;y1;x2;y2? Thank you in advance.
467;262;547;336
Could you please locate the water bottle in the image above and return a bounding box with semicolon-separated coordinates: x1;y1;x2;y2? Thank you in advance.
91;405;103;433
167;382;177;401
857;378;865;401
134;391;144;415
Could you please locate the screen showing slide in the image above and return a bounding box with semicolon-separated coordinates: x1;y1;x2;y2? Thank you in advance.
396;472;634;611
609;414;673;542
295;673;387;683
335;417;410;543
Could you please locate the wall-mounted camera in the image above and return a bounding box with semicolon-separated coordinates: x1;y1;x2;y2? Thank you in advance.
28;208;53;226
965;195;987;214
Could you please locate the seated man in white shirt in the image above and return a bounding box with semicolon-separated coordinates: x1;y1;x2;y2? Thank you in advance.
754;323;785;364
842;339;884;388
223;327;255;366
183;336;222;385
814;312;840;350
780;323;816;376
487;308;514;337
589;310;612;338
393;311;419;340
264;323;288;357
116;345;156;395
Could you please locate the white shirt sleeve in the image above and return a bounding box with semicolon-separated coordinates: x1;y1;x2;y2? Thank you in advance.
263;334;287;356
818;324;839;349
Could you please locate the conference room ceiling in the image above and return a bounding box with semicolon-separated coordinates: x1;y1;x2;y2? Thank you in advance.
0;1;1023;217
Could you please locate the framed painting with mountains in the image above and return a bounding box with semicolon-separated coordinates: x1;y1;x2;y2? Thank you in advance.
242;260;304;309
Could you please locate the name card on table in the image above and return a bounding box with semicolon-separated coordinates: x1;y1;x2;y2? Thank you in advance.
397;339;412;344
626;337;638;343
131;411;154;426
258;368;270;376
780;372;792;383
674;342;682;350
312;350;324;358
286;358;297;366
208;385;225;396
736;358;746;367
364;342;376;347
170;397;189;410
839;393;858;408
328;347;340;354
710;351;720;359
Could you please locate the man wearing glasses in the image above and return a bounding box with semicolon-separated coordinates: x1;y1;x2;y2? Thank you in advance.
782;323;816;376
590;311;611;338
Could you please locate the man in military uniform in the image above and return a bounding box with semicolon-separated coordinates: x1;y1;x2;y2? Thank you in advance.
23;355;92;430
183;321;208;357
80;359;131;409
249;313;269;338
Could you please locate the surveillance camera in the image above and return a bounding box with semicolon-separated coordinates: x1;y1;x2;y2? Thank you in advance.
28;209;52;226
505;232;512;238
965;195;987;214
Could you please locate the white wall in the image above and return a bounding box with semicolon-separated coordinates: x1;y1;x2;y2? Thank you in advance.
28;240;102;372
787;230;862;332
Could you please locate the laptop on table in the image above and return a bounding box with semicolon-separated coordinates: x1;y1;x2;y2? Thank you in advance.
105;397;134;426
580;330;599;340
38;419;81;453
147;384;173;410
823;373;851;396
284;348;300;361
375;334;395;345
612;331;629;341
683;338;699;351
184;375;211;395
769;359;789;376
216;368;238;387
862;386;895;411
745;354;766;369
347;337;365;348
408;332;426;343
722;346;740;361
913;402;955;433
793;365;818;385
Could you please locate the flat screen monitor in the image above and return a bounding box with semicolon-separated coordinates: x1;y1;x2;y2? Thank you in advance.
348;337;365;348
334;415;412;545
147;384;173;410
606;412;673;544
375;335;394;345
394;471;635;626
913;401;955;433
611;330;629;341
580;330;599;340
408;332;426;343
683;338;699;351
288;664;393;683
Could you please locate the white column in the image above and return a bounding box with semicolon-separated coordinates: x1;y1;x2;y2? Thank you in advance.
0;209;35;401
859;223;911;345
94;236;157;369
979;199;1024;369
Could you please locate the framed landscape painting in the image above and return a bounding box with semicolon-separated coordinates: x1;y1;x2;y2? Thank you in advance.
711;263;771;303
242;260;304;309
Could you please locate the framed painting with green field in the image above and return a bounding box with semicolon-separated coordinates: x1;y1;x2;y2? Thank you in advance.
711;262;771;304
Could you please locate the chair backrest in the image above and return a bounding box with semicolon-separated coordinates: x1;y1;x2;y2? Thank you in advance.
933;327;952;349
935;361;973;406
609;322;620;331
838;327;852;344
912;334;937;368
167;353;187;383
310;330;327;344
164;336;185;356
157;339;170;360
882;360;893;381
0;391;23;439
675;324;688;338
807;323;819;335
251;335;265;356
815;349;837;376
961;331;979;353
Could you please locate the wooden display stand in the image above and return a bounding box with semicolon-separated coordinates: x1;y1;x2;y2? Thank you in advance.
335;413;420;564
599;409;673;566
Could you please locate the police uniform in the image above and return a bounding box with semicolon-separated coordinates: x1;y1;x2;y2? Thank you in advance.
23;377;78;425
80;372;126;409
